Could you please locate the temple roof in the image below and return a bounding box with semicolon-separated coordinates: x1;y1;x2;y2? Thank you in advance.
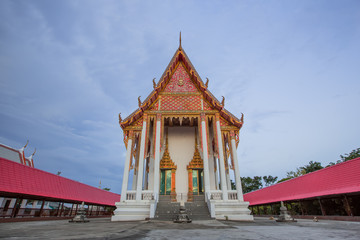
0;157;120;206
120;41;244;129
243;157;360;206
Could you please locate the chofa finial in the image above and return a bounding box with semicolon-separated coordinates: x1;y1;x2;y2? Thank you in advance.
179;31;182;49
118;113;122;123
31;148;36;157
205;78;209;88
138;96;142;108
153;78;156;89
24;140;29;149
241;113;244;122
221;96;225;106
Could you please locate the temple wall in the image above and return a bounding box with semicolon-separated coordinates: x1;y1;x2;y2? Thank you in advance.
168;127;194;199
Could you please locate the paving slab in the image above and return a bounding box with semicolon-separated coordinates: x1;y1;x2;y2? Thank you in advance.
0;217;359;239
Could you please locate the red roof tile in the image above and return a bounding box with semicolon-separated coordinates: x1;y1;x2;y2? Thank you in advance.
0;157;120;206
244;157;360;205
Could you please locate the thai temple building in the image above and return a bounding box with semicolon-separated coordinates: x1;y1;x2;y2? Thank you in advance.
112;36;253;221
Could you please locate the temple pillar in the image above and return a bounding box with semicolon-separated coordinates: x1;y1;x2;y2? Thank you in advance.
200;113;210;194
132;172;137;190
226;171;231;190
214;157;219;190
215;113;228;201
136;114;148;201
170;169;176;202
144;157;149;190
230;131;244;201
153;113;162;197
121;131;134;202
187;169;193;202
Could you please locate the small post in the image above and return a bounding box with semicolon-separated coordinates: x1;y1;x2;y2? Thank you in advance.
11;198;20;218
299;201;304;215
38;200;45;217
74;203;78;216
343;195;353;216
318;198;326;216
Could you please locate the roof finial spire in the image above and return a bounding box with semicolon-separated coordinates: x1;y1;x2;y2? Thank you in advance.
179;31;182;49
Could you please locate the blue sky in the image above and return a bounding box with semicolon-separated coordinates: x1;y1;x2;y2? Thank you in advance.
1;0;359;194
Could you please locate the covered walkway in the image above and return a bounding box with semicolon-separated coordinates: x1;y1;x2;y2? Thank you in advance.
0;157;120;220
244;157;360;219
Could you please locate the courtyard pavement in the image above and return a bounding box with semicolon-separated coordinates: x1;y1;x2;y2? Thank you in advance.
0;217;359;239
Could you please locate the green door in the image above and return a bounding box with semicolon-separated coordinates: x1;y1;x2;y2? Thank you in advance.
160;170;172;195
192;169;204;195
192;170;199;193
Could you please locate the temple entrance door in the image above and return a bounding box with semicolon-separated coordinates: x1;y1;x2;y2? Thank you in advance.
160;169;172;195
192;169;204;195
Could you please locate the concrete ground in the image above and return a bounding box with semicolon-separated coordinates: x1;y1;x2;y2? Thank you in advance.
0;217;359;240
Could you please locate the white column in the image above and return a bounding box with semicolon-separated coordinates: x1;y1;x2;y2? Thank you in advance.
214;158;219;190
132;172;137;190
230;132;244;201
226;172;231;190
136;115;148;201
215;114;228;201
120;131;134;202
201;113;210;194
153;113;162;198
144;158;149;190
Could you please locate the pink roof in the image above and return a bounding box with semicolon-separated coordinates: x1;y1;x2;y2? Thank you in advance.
244;157;360;206
0;157;120;206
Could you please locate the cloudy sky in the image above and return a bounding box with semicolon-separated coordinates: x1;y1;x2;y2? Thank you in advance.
1;0;359;194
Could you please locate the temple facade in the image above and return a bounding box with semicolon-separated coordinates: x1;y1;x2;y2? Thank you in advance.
112;37;253;221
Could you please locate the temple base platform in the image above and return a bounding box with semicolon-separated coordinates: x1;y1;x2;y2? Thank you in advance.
111;201;155;221
209;200;254;221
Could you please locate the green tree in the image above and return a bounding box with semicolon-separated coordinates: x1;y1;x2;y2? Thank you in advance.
328;148;360;166
277;161;323;183
300;161;323;174
262;175;278;187
241;176;263;193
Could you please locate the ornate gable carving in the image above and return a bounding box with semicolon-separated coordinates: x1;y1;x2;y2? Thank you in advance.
220;117;230;127
203;100;213;110
164;64;197;93
131;118;143;127
160;95;201;111
148;99;159;111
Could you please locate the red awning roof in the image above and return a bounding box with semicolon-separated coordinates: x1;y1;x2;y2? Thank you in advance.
0;157;120;206
244;157;360;206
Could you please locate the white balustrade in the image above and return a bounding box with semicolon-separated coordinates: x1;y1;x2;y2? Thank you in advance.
141;190;154;200
208;190;222;200
126;190;136;200
227;190;238;200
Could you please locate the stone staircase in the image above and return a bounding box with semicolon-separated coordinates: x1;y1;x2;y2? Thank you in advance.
154;195;212;221
185;195;212;220
154;195;180;221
